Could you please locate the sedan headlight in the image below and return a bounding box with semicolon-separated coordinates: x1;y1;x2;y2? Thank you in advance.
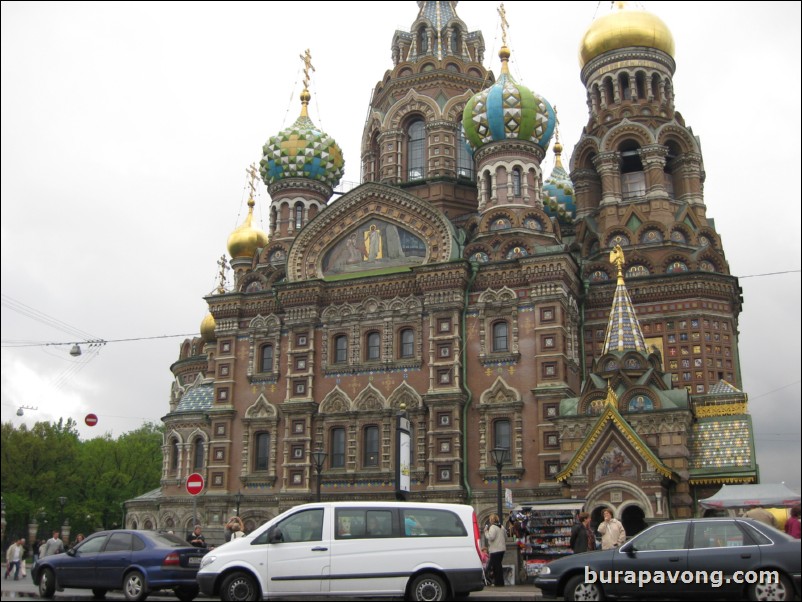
199;554;216;569
538;566;551;576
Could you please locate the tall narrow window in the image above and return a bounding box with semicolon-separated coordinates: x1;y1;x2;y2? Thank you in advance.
408;120;425;180
171;439;179;471
367;331;381;361
450;29;460;53
331;428;345;468
418;27;428;53
456;127;473;180
295;203;304;230
334;335;348;364
512;167;522;196
193;439;204;470
260;344;274;372
254;432;270;471
400;328;414;358
364;426;379;467
492;321;509;352
494;420;511;459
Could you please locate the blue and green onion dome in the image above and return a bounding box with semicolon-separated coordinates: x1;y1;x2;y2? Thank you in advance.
542;142;575;224
462;46;556;153
260;90;344;189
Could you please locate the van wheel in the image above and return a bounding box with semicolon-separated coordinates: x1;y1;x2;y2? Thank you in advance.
38;568;56;599
221;572;259;602
565;574;604;601
748;575;793;601
409;573;447;602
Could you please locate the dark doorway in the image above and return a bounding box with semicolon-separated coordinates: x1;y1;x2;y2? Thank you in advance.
621;505;646;537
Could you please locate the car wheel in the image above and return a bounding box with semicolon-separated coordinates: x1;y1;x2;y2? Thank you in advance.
38;567;56;599
221;572;259;602
174;584;199;601
123;569;149;601
565;574;605;601
92;588;108;600
409;573;447;602
748;574;794;601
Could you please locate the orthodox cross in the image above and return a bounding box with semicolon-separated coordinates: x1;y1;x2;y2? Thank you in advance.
299;48;315;91
246;162;259;199
553;105;561;144
217;254;229;294
498;3;509;47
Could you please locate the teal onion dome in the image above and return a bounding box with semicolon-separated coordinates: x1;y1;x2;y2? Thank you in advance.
260;90;345;189
462;46;556;153
542;142;575;224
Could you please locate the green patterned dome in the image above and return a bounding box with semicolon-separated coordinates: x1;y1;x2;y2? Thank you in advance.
260;91;344;189
462;47;555;153
543;142;575;224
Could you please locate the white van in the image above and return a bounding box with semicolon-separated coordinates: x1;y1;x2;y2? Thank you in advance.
197;501;485;601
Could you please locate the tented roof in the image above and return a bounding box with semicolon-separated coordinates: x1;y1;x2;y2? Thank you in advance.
699;483;801;509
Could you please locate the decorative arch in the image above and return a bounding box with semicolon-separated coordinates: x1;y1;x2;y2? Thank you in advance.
601;119;655;151
352;383;387;411
479;377;521;405
383;89;441;129
319;386;351;414
656;123;700;154
570;136;601;172
586;479;655;519
387;381;423;410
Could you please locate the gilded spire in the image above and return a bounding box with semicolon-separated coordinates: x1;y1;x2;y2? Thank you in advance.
553;105;564;170
298;48;315;118
601;245;648;353
498;3;510;74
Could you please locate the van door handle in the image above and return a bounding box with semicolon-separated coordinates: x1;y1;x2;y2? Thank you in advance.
311;547;328;552
668;557;679;562
740;554;751;559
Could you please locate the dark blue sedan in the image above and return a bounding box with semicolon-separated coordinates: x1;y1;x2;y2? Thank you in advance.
535;518;801;601
32;530;206;601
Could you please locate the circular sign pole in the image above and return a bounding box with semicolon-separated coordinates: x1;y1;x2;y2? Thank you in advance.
186;472;205;529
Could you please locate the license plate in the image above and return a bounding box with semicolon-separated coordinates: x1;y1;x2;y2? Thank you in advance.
188;557;202;565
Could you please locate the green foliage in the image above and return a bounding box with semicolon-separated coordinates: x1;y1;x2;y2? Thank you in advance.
1;420;163;548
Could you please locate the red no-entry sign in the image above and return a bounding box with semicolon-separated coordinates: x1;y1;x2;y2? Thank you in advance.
85;413;98;427
186;473;205;496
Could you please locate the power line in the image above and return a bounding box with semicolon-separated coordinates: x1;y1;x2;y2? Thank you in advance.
1;333;197;349
737;269;800;279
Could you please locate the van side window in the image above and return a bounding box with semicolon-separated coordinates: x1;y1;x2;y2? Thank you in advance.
402;509;467;537
335;509;394;539
272;508;324;543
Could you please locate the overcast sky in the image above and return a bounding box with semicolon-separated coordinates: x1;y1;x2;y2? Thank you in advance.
2;1;800;494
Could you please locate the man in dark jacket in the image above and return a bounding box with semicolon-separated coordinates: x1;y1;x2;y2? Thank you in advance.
570;512;596;554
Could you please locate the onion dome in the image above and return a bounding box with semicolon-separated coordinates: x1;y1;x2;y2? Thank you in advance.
227;197;269;259
260;89;344;189
579;1;675;68
200;312;216;343
543;140;575;224
462;46;555;152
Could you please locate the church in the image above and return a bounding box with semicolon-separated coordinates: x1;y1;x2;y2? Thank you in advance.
125;1;757;541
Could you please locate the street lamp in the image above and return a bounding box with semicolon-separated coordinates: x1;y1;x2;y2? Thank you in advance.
234;490;244;517
490;447;509;521
311;449;328;503
58;496;67;527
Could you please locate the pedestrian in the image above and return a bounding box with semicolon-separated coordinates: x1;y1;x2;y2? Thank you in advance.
41;531;64;558
226;516;245;540
484;513;506;587
4;537;25;580
785;505;801;539
744;505;776;527
570;512;597;554
187;525;207;548
597;509;626;549
70;533;85;549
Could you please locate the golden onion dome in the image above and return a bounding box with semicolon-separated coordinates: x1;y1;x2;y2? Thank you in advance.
200;312;216;343
579;1;675;68
226;197;269;259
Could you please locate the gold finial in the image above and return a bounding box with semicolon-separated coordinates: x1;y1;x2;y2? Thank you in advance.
609;244;626;283
604;382;618;406
553;105;564;168
246;162;259;200
217;254;229;294
298;49;315;117
498;3;509;47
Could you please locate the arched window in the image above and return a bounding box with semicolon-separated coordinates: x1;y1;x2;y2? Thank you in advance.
512;167;522;196
451;29;460;53
400;328;414;358
364;426;379;467
366;331;381;361
294;203;304;230
456;126;473;180
407;120;425;180
331;428;345;468
334;335;348;364
418;27;428;53
494;419;511;459
254;432;270;471
171;439;179;471
260;344;274;372
193;439;204;470
620;141;645;200
620;72;632;100
492;321;509;352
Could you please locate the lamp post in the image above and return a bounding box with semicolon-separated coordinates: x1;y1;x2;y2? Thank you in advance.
311;449;328;503
490;447;509;521
234;490;244;517
58;496;67;527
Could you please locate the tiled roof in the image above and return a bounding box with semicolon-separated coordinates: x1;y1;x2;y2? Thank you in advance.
175;383;214;413
689;415;756;473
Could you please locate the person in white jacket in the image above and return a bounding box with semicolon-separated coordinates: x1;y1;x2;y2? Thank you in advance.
484;513;506;586
597;509;626;549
